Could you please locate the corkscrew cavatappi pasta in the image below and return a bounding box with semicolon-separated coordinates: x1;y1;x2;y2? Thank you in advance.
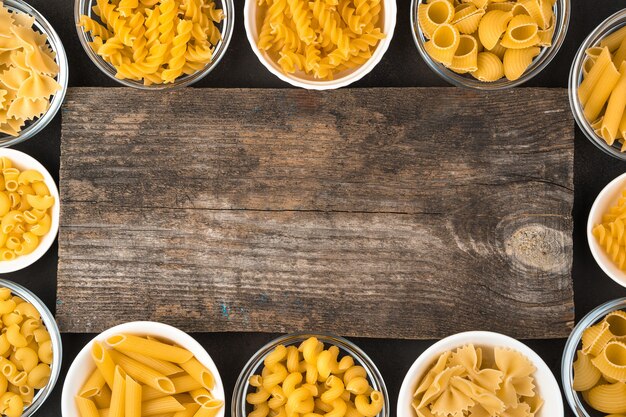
0;0;61;136
592;189;626;271
256;0;386;80
0;287;54;417
572;310;626;415
75;334;223;417
417;0;557;82
579;26;626;151
79;0;224;85
412;344;543;417
246;336;384;417
0;157;54;262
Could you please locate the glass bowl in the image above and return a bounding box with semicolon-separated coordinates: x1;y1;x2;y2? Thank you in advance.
411;0;571;89
569;9;626;161
0;279;63;417
0;0;69;147
232;333;389;417
561;297;626;417
74;0;234;90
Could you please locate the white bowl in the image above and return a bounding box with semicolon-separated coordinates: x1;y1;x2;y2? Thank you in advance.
61;321;226;417
587;172;626;287
243;0;397;90
397;331;563;417
0;149;59;273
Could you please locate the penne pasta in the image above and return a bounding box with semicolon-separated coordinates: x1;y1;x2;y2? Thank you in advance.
116;348;184;376
80;368;107;398
106;334;193;364
125;375;142;417
108;350;175;394
179;358;215;390
143;396;187;416
75;396;100;417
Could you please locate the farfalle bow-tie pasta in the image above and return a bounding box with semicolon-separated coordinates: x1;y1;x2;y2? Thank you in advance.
0;1;61;137
412;344;543;417
418;0;556;82
80;0;224;85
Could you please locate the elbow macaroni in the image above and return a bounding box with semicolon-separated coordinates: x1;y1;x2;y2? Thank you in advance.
246;337;384;417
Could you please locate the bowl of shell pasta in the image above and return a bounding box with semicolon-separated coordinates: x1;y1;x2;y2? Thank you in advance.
75;0;235;89
411;0;570;89
232;333;389;417
244;0;397;89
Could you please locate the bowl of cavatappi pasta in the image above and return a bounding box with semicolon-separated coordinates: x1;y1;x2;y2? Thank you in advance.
411;0;570;89
397;331;564;417
232;333;390;417
243;0;397;89
0;279;63;417
0;149;59;274
570;9;626;161
61;321;226;417
587;172;626;288
562;298;626;417
0;0;69;147
74;0;235;89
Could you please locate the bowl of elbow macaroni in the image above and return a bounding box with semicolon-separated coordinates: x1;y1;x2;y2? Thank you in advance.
232;333;389;417
61;321;226;417
0;149;59;274
0;279;63;417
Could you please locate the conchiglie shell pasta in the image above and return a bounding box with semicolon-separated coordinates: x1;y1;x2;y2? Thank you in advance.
592;341;626;383
607;311;626;340
453;7;485;35
503;46;539;80
573;350;602;392
478;10;513;50
500;15;540;49
583;321;614;357
425;24;461;66
450;35;479;73
471;52;504;82
587;383;626;414
418;0;455;39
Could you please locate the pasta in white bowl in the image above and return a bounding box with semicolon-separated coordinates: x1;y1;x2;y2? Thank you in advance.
0;149;59;274
397;331;564;417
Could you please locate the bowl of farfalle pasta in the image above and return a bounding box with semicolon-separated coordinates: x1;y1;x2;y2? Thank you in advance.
398;331;564;417
412;0;570;89
244;0;397;89
0;0;68;147
562;298;626;417
75;0;235;89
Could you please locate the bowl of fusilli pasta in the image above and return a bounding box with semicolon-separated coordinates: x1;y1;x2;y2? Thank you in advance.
75;0;234;89
244;0;397;89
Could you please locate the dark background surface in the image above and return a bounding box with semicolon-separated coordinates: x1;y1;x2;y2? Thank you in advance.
9;0;626;415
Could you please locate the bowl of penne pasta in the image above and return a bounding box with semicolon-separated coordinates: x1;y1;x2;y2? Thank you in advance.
232;332;389;417
412;0;570;89
243;0;397;90
74;0;235;89
562;298;626;417
0;149;60;274
0;279;63;417
0;0;69;147
61;321;226;417
570;9;626;160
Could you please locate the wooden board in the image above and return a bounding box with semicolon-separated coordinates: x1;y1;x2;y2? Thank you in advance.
57;87;575;339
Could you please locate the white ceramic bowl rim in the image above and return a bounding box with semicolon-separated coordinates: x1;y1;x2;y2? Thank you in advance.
397;331;564;417
0;0;69;147
0;149;60;273
61;321;226;417
587;172;626;288
0;279;62;417
243;0;397;90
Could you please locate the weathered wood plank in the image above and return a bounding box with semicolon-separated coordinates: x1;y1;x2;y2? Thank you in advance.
57;87;575;338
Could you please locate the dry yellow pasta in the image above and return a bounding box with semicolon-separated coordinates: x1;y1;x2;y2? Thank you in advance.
418;0;557;82
246;337;384;417
573;310;626;416
0;157;54;262
0;287;54;417
79;0;224;85
76;334;223;417
256;0;386;80
592;189;626;270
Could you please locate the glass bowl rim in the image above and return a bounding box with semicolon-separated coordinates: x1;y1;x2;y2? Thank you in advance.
231;332;390;417
0;278;63;417
73;0;235;90
410;0;571;90
561;297;626;417
568;9;626;161
0;0;69;147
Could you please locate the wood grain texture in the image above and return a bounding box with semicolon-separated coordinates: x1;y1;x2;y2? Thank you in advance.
57;87;575;338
